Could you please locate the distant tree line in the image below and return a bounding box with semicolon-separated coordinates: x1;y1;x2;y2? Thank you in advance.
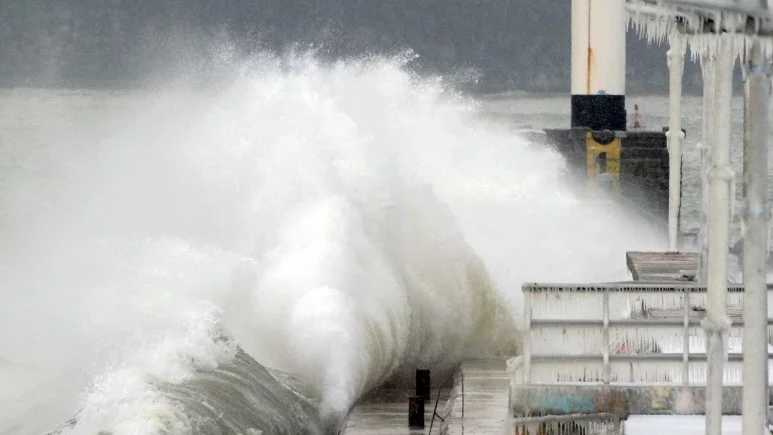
0;0;707;94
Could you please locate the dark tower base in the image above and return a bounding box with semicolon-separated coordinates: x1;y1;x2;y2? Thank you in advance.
571;95;627;132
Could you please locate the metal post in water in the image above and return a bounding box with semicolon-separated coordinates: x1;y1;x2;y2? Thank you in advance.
699;52;716;283
666;35;686;252
703;34;734;435
741;38;771;435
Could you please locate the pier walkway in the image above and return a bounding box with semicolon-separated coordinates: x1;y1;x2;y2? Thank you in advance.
340;360;509;435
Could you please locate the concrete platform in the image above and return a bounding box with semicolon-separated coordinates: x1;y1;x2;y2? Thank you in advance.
626;251;699;281
340;360;510;435
340;387;449;435
442;360;511;435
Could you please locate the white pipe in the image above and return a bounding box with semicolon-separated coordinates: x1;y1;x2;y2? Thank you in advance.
667;36;686;252
703;34;734;435
741;38;770;435
571;0;626;96
699;52;715;283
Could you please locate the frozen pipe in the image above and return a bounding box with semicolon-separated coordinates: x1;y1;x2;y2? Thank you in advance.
571;0;627;131
703;34;734;435
698;52;716;283
667;36;686;252
741;38;770;435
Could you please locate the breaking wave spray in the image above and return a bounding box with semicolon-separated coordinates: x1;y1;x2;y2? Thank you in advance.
0;51;663;434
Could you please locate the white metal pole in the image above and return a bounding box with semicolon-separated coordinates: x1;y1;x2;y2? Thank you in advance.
741;37;771;435
699;52;716;283
667;36;686;252
704;34;734;435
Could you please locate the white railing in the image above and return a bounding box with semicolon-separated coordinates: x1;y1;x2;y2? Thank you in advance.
518;283;773;385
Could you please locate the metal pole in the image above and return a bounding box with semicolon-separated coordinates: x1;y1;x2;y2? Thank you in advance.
667;36;686;252
741;38;771;435
699;52;716;282
703;34;734;435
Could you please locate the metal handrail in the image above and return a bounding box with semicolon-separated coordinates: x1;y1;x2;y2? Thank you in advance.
530;353;773;362
531;319;773;327
522;285;773;385
522;282;773;293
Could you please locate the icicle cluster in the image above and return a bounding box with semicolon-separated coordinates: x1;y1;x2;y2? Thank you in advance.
626;0;773;62
511;417;622;435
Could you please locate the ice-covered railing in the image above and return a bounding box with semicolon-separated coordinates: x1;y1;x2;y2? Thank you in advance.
626;0;773;59
516;283;773;385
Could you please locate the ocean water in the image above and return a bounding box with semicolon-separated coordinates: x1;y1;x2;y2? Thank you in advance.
479;91;773;240
0;53;666;435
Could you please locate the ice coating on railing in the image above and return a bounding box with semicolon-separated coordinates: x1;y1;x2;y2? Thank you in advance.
509;418;621;435
519;285;773;385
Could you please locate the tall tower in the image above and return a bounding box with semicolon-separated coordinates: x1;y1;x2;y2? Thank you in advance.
542;0;672;224
570;0;627;131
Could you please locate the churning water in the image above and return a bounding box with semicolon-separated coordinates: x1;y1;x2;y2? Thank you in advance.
0;53;664;435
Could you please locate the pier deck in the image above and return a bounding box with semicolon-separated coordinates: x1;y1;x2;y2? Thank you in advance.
443;360;510;435
340;360;509;435
340;387;449;435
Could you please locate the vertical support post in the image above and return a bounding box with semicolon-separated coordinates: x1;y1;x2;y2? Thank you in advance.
667;36;686;252
699;52;716;283
603;288;611;384
523;291;532;383
683;287;691;385
703;34;735;435
408;396;425;428
742;38;771;435
416;369;431;401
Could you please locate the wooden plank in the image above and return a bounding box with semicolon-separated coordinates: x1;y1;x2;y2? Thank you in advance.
626;251;700;282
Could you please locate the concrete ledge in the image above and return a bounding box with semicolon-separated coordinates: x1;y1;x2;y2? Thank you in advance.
510;385;771;417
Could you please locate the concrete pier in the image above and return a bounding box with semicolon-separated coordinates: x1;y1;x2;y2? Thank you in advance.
442;360;511;435
340;387;449;435
340;360;510;435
